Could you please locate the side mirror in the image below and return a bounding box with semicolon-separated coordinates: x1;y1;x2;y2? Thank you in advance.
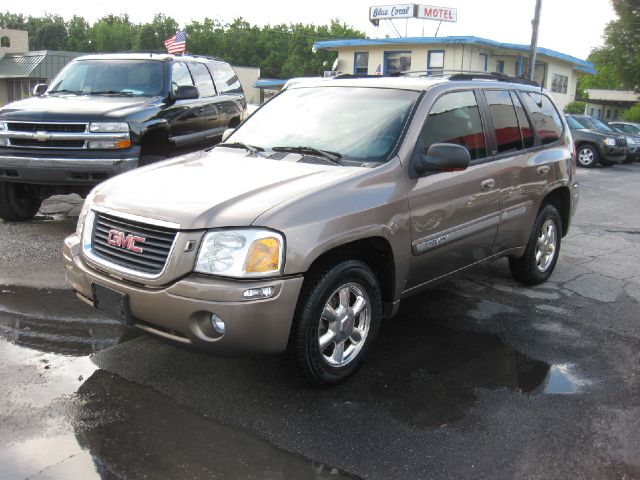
33;84;48;96
416;143;470;174
222;128;235;142
173;85;199;100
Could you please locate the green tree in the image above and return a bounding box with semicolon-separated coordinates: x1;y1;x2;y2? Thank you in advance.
622;103;640;122
564;101;586;114
65;15;93;52
0;11;27;29
135;14;179;51
602;0;640;90
29;14;67;50
91;14;136;52
577;48;625;97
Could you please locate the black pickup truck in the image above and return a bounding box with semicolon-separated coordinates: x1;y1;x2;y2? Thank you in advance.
0;53;247;221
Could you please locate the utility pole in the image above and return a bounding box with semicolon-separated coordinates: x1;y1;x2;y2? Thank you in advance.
528;0;542;81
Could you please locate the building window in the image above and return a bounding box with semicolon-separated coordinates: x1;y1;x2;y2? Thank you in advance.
354;52;369;76
427;50;445;76
551;73;568;94
589;107;594;116
384;51;411;75
496;60;505;73
479;53;488;72
0;36;9;48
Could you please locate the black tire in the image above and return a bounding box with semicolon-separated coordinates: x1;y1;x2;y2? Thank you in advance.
0;182;42;222
576;144;599;168
288;260;382;387
509;204;562;286
138;154;167;167
599;159;615;167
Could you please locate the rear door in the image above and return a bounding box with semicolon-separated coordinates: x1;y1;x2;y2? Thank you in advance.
208;61;245;127
405;89;501;290
487;90;567;251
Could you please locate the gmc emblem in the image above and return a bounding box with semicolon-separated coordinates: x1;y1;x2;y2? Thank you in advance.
107;229;145;253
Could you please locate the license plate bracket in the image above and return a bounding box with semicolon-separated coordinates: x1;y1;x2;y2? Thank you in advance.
92;283;133;325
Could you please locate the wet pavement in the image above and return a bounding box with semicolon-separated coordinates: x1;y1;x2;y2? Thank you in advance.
1;166;640;479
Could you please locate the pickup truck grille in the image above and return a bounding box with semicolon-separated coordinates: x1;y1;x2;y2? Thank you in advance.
7;122;87;133
91;212;177;275
616;137;627;147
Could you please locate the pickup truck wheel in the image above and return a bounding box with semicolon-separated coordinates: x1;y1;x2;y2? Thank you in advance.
289;260;381;386
509;204;562;285
576;145;598;168
0;182;42;222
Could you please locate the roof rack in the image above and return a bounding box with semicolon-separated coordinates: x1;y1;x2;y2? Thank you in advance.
449;72;540;87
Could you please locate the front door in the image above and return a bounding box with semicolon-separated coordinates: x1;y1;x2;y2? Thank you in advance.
405;89;501;291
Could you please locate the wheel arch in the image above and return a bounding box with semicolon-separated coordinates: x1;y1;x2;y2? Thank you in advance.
540;186;571;237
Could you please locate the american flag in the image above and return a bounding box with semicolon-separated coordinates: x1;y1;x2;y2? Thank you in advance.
164;30;187;54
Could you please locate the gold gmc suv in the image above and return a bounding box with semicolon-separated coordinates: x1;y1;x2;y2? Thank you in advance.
64;74;579;386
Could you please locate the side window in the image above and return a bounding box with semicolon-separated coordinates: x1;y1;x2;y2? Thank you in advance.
510;91;534;148
520;92;563;145
171;62;194;96
208;61;242;94
484;90;522;154
189;62;216;97
420;90;487;161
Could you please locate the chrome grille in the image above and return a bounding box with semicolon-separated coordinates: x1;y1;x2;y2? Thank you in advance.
616;137;627;147
7;122;87;133
91;212;177;275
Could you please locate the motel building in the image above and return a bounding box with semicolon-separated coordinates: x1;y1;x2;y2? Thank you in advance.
313;36;595;111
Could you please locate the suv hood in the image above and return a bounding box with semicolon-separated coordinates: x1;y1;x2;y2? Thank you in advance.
0;94;160;121
91;149;365;230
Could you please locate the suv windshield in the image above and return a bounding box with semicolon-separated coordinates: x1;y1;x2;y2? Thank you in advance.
230;86;420;163
583;116;615;132
49;60;165;97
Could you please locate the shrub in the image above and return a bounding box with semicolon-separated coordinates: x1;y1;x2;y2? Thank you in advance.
564;101;586;114
622;103;640;122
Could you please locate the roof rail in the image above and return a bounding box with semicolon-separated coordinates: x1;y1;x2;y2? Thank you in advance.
449;72;540;87
334;73;384;79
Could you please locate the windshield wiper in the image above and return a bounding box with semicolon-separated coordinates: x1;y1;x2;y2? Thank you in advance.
217;142;265;156
271;146;343;165
48;89;83;95
88;90;136;96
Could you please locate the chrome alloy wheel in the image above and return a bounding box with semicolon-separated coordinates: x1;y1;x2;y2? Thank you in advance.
578;147;595;166
318;282;371;367
535;219;557;272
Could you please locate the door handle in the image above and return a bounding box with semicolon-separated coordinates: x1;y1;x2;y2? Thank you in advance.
480;178;495;191
537;165;551;176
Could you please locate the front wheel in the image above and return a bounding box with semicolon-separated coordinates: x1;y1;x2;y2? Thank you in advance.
576;145;599;168
509;204;562;285
0;182;42;221
288;260;381;386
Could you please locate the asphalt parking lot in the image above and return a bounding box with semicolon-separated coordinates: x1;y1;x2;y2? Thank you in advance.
1;164;639;480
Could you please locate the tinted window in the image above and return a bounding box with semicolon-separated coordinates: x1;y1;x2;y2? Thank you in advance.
511;92;534;148
566;115;585;130
189;62;216;97
485;90;522;153
420;91;486;160
209;61;242;94
521;92;563;145
171;62;194;96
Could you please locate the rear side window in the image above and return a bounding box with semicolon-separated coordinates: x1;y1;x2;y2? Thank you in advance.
208;61;243;94
189;62;216;97
484;90;522;154
420;90;487;160
511;92;534;149
520;92;563;145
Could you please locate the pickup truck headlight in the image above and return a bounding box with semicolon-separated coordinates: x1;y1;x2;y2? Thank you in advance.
75;189;97;237
194;229;284;278
0;122;6;146
626;137;636;146
89;122;129;133
603;137;616;146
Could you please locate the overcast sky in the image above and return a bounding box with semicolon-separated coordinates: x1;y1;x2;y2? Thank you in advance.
10;0;616;60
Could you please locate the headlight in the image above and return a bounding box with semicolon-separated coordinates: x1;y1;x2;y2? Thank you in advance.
194;229;284;278
0;122;6;131
75;189;97;237
603;137;616;146
89;122;129;133
627;137;636;146
87;139;132;149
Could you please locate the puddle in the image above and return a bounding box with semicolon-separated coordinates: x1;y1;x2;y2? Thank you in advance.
544;364;590;394
0;286;129;356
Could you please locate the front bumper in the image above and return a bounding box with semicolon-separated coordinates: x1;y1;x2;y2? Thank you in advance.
601;145;628;163
0;151;140;185
63;234;304;355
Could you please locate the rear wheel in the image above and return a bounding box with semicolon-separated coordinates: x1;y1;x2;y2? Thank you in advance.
288;260;381;386
0;182;42;221
509;204;562;285
576;145;598;168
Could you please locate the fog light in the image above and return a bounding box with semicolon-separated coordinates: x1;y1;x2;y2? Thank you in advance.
243;286;275;300
210;314;225;335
